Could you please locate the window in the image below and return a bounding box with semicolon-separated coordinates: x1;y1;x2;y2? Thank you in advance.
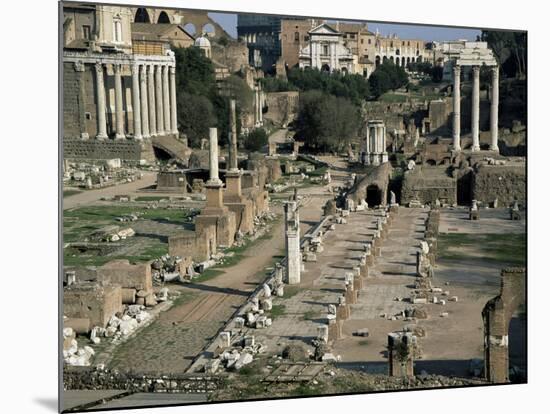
113;17;122;43
82;25;91;40
368;39;371;44
323;44;329;55
361;39;364;44
304;35;309;41
294;32;299;41
407;41;410;46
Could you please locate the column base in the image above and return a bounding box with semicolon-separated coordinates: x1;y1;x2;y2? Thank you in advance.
157;130;165;136
171;129;179;135
142;133;151;140
96;133;108;140
472;146;480;152
80;133;89;140
490;146;499;152
115;134;126;140
134;134;143;141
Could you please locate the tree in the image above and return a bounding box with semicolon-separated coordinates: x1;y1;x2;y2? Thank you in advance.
261;67;370;105
368;61;408;98
173;46;217;98
480;30;526;79
244;128;268;152
295;91;361;153
177;92;216;147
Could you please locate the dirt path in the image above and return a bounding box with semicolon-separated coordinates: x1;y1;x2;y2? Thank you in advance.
63;171;158;210
107;189;327;373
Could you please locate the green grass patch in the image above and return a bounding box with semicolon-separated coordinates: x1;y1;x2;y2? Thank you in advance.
283;285;302;299
63;189;82;197
302;310;317;321
134;196;168;202
193;269;225;283
270;304;286;319
378;92;408;103
438;232;526;267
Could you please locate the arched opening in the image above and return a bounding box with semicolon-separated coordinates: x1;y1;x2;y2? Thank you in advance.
157;11;170;24
134;8;150;23
321;64;330;73
341;67;348;75
183;23;196;36
203;23;215;37
375;55;381;67
395;57;400;66
382;56;388;63
402;58;406;68
152;146;173;161
417;56;422;63
396;49;400;55
366;184;382;207
407;57;411;65
389;56;394;63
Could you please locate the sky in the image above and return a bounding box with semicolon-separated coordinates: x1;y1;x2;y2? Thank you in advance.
209;12;481;42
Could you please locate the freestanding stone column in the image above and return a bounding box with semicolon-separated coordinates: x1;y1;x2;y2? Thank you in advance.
155;65;164;136
94;63;108;139
162;65;171;134
147;65;157;136
131;64;142;140
169;66;178;135
139;65;150;139
471;65;480;151
452;65;461;151
114;64;125;140
229;99;238;171
284;201;301;285
208;127;221;185
490;66;499;152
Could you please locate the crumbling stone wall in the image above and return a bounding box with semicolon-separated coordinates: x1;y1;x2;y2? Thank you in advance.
264;92;299;127
401;167;457;205
472;164;526;206
427;99;451;134
63;139;155;162
211;41;249;73
168;225;216;262
63;284;123;328
482;267;526;383
348;163;393;207
63;62;97;139
97;260;152;294
157;171;189;192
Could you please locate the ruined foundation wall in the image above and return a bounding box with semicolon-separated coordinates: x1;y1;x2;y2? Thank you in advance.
401;168;457;205
97;260;153;293
63;285;123;328
472;164;526;206
264;92;299;127
482;268;526;383
63;138;155;162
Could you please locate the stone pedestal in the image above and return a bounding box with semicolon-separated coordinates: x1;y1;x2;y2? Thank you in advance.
388;332;415;377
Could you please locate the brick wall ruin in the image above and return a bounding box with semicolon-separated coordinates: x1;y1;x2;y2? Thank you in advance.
482;267;526;383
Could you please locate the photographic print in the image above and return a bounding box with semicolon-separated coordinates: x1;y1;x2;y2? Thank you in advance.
60;1;527;411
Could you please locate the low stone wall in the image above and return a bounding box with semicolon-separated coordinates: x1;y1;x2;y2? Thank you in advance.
97;260;152;294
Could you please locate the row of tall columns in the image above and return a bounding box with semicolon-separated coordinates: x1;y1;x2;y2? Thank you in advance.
93;62;178;140
452;65;499;153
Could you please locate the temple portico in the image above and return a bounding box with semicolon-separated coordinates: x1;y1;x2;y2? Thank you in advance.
63;51;178;141
450;42;499;154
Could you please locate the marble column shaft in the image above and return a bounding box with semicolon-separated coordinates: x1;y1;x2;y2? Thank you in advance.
169;66;178;134
162;65;171;133
471;66;480;151
114;64;125;139
208;128;221;184
131;64;142;140
229;99;238;170
155;65;164;135
490;66;499;152
139;65;150;139
147;65;157;136
452;65;461;151
94;63;108;139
